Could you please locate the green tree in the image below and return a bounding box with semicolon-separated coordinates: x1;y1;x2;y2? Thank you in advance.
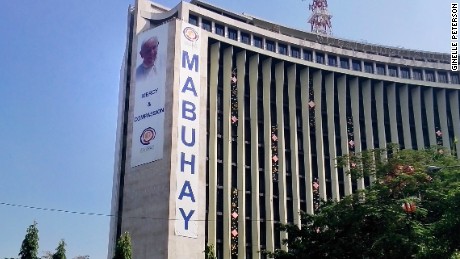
41;251;53;259
265;147;460;259
19;221;39;259
204;244;217;259
113;232;132;259
52;240;66;259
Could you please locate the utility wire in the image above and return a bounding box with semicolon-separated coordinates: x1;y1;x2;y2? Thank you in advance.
0;202;283;222
0;202;113;217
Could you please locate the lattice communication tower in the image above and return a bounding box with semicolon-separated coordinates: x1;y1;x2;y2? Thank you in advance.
308;0;332;35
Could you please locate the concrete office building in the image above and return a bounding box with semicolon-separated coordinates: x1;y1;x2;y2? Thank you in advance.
108;0;460;258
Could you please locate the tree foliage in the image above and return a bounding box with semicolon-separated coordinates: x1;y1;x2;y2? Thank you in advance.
265;147;460;259
41;251;53;259
113;232;132;259
19;221;39;259
52;240;66;259
204;244;217;259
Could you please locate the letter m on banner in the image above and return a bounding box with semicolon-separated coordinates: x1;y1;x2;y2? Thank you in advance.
182;51;199;72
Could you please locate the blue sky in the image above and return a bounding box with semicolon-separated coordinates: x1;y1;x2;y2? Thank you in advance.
0;0;450;258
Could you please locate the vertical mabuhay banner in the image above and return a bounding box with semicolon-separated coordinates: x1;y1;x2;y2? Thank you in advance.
131;24;169;167
175;21;201;238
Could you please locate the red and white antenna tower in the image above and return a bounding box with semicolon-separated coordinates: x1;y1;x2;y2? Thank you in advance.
308;0;332;35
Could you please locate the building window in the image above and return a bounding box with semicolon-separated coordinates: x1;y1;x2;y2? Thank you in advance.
279;43;287;55
340;57;349;69
388;66;398;77
451;73;460;84
376;64;385;75
241;32;250;45
228;28;237;40
364;62;373;73
437;72;447;83
201;19;211;32
215;23;224;36
413;69;422;80
328;55;337;67
316;52;325;64
352;60;361;71
254;36;262;48
291;47;300;58
303;50;313;61
266;40;275;52
189;14;198;26
401;68;410;79
426;70;435;82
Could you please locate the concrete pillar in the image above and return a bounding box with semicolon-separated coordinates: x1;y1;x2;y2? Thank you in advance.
362;79;375;183
222;46;233;259
449;91;460;158
262;58;275;252
437;89;450;149
236;50;247;259
300;68;314;214
400;84;412;149
411;86;424;149
206;42;220;248
349;77;365;190
248;54;261;259
312;70;327;198
424;88;436;146
337;75;352;195
374;81;387;156
325;72;339;199
275;61;288;249
287;65;301;226
386;83;399;146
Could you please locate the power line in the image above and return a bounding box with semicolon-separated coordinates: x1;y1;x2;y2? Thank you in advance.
0;202;113;217
0;201;286;223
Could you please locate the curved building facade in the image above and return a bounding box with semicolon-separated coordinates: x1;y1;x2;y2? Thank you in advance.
109;0;460;258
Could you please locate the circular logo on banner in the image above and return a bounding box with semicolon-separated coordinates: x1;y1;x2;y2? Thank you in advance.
183;27;199;42
140;127;156;145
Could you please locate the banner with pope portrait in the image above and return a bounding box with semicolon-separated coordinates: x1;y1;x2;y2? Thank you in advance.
131;23;169;168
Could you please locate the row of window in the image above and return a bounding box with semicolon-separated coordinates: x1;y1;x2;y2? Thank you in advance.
189;14;458;84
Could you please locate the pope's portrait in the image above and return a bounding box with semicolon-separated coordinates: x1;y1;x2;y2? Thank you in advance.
136;36;159;81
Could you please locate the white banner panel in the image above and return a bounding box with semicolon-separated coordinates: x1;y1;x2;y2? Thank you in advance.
131;24;169;167
175;22;201;238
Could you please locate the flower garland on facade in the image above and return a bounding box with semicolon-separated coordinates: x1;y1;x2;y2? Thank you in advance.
230;68;238;126
308;80;316;130
230;188;238;255
272;125;279;181
347;117;356;169
312;178;320;213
